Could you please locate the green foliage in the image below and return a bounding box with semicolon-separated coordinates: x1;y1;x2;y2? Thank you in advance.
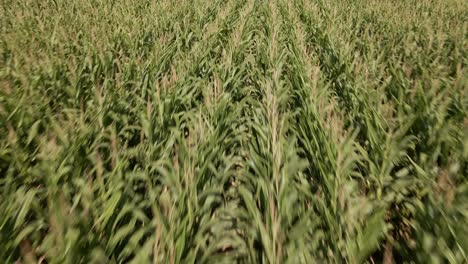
0;0;466;262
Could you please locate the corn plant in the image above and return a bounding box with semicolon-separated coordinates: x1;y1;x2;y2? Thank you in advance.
0;0;466;263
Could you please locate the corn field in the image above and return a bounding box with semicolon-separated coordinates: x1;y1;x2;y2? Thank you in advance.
0;0;467;263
